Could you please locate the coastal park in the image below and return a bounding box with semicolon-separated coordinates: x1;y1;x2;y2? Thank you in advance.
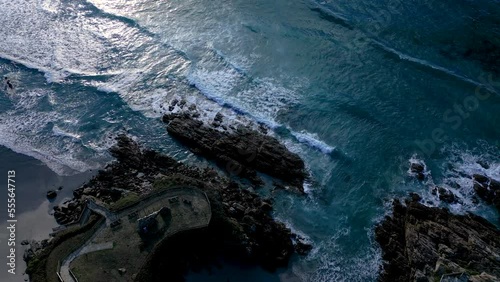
61;187;211;282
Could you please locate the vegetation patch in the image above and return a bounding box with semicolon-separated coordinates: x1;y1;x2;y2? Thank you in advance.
26;213;104;282
108;192;141;212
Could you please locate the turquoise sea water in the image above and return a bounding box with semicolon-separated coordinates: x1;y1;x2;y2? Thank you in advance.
0;0;499;281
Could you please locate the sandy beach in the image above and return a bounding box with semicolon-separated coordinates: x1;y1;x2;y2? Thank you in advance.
0;145;95;282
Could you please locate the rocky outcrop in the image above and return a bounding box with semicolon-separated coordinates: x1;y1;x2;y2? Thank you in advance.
215;180;311;267
435;186;458;204
409;159;426;181
23;239;50;263
162;113;307;191
53;198;85;225
473;174;500;212
46;190;57;199
54;135;310;280
376;196;500;282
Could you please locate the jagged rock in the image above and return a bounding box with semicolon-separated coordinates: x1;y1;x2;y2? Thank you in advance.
472;174;500;212
477;160;490;169
260;202;273;212
23;240;45;263
413;270;428;282
109;136;143;169
294;241;312;255
376;196;500;282
409;192;422;202
410;162;426;180
437;186;457;204
163;114;306;191
473;174;489;184
410;162;424;173
46;190;57;199
490;179;500;191
214;112;223;123
179;99;186;108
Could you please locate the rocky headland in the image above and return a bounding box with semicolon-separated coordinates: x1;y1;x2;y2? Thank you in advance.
376;196;500;282
28;135;310;282
376;158;500;282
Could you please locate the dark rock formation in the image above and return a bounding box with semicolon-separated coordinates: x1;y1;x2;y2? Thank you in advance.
56;135;310;281
409;161;426;181
46;190;57;199
436;186;458;204
53;198;84;225
473;174;500;212
23;239;51;263
162;113;307;191
295;241;313;255
376;196;500;282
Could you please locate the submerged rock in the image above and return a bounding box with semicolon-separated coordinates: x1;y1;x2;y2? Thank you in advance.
376;196;500;282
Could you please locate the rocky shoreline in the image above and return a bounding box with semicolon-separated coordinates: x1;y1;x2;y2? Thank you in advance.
375;159;500;282
472;173;500;213
376;196;500;282
26;134;311;281
409;157;500;212
27;118;500;282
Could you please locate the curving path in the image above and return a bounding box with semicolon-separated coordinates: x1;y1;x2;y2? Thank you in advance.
59;223;107;282
57;187;211;282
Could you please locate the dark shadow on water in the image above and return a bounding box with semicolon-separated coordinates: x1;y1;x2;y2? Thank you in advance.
185;258;283;282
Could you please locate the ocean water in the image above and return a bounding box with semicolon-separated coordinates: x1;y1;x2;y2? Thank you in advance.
0;0;499;281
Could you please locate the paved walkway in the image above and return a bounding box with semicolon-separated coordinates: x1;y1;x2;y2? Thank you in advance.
57;187;211;282
59;223;107;282
87;200;117;224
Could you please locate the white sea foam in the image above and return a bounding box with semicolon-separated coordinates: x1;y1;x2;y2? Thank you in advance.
0;111;99;175
290;227;381;282
372;40;498;95
440;145;499;215
0;82;107;175
52;125;81;140
0;0;156;84
291;130;335;155
187;66;295;128
407;154;430;179
188;63;338;156
406;144;499;218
